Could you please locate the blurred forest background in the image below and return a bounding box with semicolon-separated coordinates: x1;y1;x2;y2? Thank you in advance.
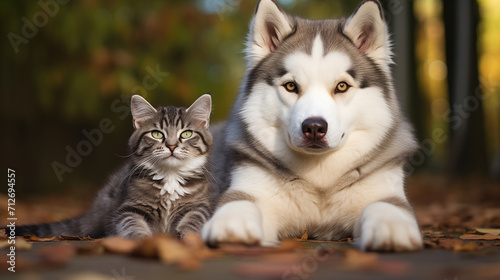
1;0;499;196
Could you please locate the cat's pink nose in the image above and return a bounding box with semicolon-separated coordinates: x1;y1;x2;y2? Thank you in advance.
167;145;177;152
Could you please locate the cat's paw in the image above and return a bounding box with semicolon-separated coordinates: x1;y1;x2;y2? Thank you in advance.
355;202;423;252
202;200;263;246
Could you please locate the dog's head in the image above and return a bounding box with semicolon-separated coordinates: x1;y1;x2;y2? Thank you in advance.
241;0;396;156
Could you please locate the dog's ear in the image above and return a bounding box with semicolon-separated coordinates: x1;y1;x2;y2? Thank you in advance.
245;0;294;66
131;95;157;129
344;0;391;63
187;94;212;128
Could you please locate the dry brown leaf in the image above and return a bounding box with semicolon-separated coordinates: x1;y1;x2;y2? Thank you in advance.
100;236;139;254
158;238;201;271
40;243;77;267
218;239;301;256
422;230;451;239
156;237;192;264
182;233;223;259
182;233;205;250
475;228;500;236
423;239;438;249
24;234;58;242
453;242;478;252
459;233;500;240
60;235;83;241
133;235;202;271
296;230;308;241
132;235;162;258
437;239;463;250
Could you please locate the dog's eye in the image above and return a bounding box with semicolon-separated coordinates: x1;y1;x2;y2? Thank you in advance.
335;82;350;93
283;82;299;93
151;130;164;139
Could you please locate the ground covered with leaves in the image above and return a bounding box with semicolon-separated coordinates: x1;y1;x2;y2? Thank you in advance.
1;175;499;279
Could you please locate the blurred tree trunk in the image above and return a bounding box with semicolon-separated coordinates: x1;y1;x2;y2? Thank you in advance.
443;0;488;176
388;0;425;143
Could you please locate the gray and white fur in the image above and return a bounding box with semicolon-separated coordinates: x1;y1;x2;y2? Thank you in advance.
202;0;423;251
14;94;213;239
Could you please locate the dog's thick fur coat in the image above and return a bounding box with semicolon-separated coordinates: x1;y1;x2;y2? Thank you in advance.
203;0;423;251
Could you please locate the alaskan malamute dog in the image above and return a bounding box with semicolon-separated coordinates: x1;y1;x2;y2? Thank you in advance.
203;0;423;251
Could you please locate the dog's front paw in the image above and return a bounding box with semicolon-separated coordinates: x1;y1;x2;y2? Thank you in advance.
202;201;263;246
355;202;423;252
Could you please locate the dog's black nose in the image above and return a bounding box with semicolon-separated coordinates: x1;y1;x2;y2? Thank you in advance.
302;117;328;140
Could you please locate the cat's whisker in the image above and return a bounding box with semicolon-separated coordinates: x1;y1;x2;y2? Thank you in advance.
114;150;139;158
122;155;158;184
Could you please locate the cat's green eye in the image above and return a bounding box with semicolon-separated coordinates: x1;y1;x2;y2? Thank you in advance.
151;131;164;139
180;130;193;139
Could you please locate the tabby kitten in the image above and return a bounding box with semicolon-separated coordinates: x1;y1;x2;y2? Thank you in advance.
15;94;213;239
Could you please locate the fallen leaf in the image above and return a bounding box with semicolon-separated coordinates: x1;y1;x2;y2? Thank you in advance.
475;241;500;248
60;235;83;240
182;233;205;250
459;234;500;240
453;242;478;252
182;233;223;259
422;230;456;239
218;239;301;256
475;228;500;236
156;237;193;264
100;236;139;254
296;230;308;241
423;239;438;249
133;235;201;271
437;239;463;250
158;239;201;270
132;236;162;258
24;234;58;242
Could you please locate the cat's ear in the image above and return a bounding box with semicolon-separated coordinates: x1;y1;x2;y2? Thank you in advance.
187;94;211;128
130;95;157;129
245;0;294;66
343;0;391;63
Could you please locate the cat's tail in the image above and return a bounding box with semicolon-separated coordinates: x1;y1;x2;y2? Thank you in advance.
3;214;105;238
